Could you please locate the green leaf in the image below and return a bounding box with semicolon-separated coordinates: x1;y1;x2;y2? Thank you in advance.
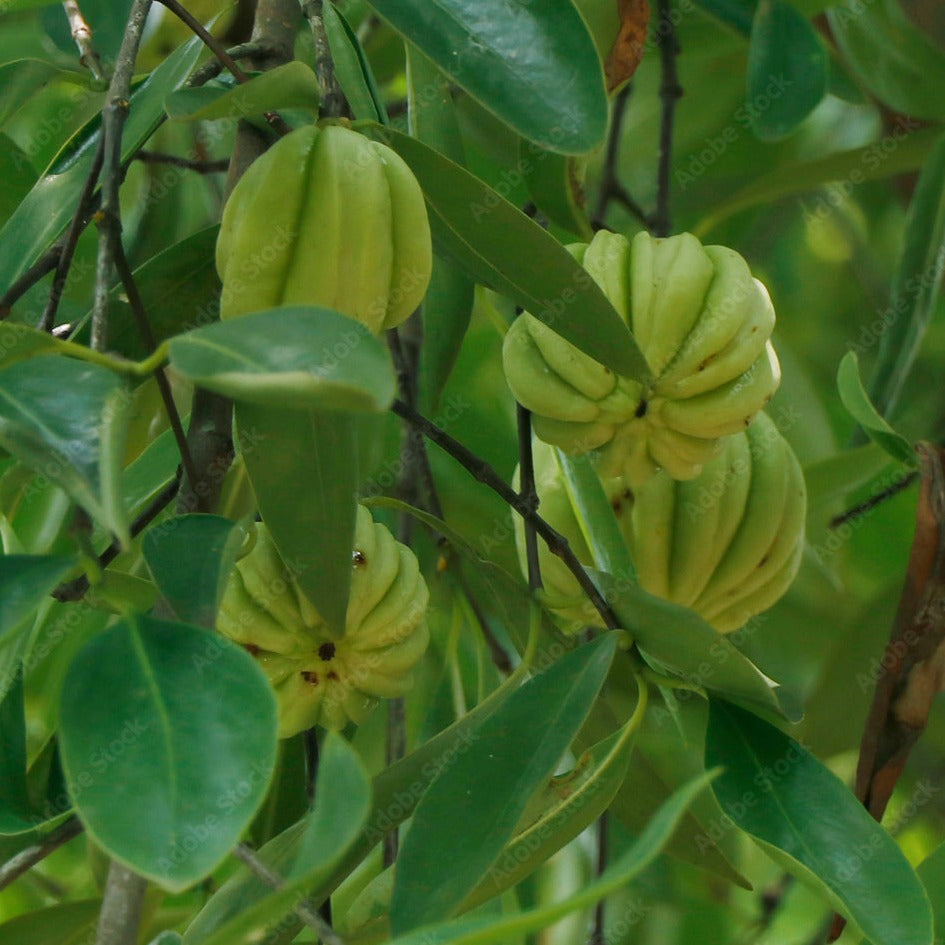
593;569;789;719
692;0;754;33
868;132;945;419
169;307;395;413
165;62;319;122
366;0;606;153
0;323;62;366
828;0;945;121
0;670;35;835
235;403;358;635
370;125;649;381
391;633;618;934
804;443;895;511
694;126;942;236
918;842;945;943
706;699;934;945
323;2;387;122
0;899;101;945
0;59;84;129
192;734;372;945
0;355;130;544
386;769;718;945
555;449;636;583
0;28;206;290
59;615;278;891
143;515;245;629
0;554;73;641
521;142;593;238
747;0;827;140
837;352;915;466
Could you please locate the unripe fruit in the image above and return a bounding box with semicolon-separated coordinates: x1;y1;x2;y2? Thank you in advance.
514;412;806;634
502;230;781;485
217;506;429;736
216;123;433;332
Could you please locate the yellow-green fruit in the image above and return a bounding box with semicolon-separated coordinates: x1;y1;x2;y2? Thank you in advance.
502;230;781;486
217;506;430;736
514;412;806;634
216;123;433;332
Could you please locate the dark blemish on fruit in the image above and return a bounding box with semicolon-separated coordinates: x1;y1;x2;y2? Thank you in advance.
758;554;769;567
635;399;648;418
352;550;366;566
327;671;339;681
318;642;336;661
243;643;260;656
301;671;319;685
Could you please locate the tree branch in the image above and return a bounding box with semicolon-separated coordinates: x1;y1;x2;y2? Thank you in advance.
517;404;543;592
95;861;147;945
62;0;107;83
0;818;84;893
390;399;621;630
830;470;919;527
300;0;349;118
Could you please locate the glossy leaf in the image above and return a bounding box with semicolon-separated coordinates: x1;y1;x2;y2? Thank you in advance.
59;615;278;891
0;899;101;945
747;0;827;140
0;671;36;835
169;307;395;413
165;62;319;122
837;352;915;467
522;142;592;238
390;633;618;933
236;403;358;635
143;515;245;629
323;1;387;122
0;554;73;641
386;770;718;945
0;59;82;129
0;29;205;290
367;0;607;153
706;699;933;945
593;569;789;719
556;449;636;583
0;355;130;544
868;132;945;419
193;734;372;945
372;125;649;381
828;0;945;121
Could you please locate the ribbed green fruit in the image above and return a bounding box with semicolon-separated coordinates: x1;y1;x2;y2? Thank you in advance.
502;230;781;485
216;123;433;332
217;505;429;736
514;412;806;634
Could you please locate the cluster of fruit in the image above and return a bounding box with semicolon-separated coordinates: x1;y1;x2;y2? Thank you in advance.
504;230;806;634
218;507;430;737
214;123;435;734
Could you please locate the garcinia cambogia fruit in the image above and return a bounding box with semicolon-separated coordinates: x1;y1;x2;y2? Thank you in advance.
502;230;781;486
514;411;806;634
216;122;433;333
217;505;429;736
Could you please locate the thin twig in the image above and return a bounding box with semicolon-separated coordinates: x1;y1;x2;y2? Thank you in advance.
40;135;106;332
95;861;147;945
0;248;61;319
232;843;346;945
652;0;682;238
156;0;293;136
829;470;919;527
593;84;649;230
90;0;153;352
133;151;230;173
110;238;199;488
384;697;406;867
590;811;609;944
391;399;621;630
300;0;349;118
187;41;281;87
54;468;184;602
517;404;543;592
0;817;83;893
62;0;106;83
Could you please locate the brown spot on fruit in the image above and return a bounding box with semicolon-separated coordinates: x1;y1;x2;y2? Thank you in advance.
301;671;319;685
635;399;648;418
327;671;339;681
352;550;366;566
243;643;260;656
318;642;336;661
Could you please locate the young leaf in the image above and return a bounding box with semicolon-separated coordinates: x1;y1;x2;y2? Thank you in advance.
165;62;319;122
322;2;387;122
169;307;395;413
837;351;915;467
706;698;934;945
390;633;618;934
367;0;607;153
0;355;130;544
235;402;358;635
0;554;73;641
59;615;278;891
747;0;827;140
370;125;649;381
142;515;245;629
868;132;945;419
